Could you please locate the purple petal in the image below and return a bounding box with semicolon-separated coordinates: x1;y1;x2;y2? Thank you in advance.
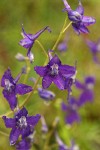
10;128;20;145
16;139;31;150
72;23;80;35
2;116;16;128
85;76;95;85
30;26;51;41
79;24;89;34
1;68;14;87
53;74;65;90
62;0;71;12
76;2;84;15
34;66;48;77
15;107;28;119
16;84;33;95
65;109;80;124
19;38;33;49
69;97;78;106
3;89;17;110
58;42;67;52
78;90;94;106
82;16;96;26
75;80;85;90
21;125;33;139
86;39;96;53
27;114;41;126
42;75;52;89
49;55;61;66
59;65;76;78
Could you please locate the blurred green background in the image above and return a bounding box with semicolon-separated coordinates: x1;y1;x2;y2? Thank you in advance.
0;0;100;150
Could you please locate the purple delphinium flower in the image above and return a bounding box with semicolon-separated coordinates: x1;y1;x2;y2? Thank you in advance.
38;87;55;101
75;76;95;106
62;0;95;34
85;39;100;64
34;54;76;90
2;107;41;145
61;97;80;124
19;25;51;62
16;138;31;150
1;68;33;110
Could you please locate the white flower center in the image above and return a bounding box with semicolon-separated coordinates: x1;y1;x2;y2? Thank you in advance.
19;116;27;128
51;64;59;75
5;79;13;91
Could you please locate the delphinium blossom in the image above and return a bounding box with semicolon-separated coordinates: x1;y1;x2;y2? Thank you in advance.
1;68;33;110
61;97;80;125
85;38;100;64
2;107;41;145
55;132;79;150
34;54;76;90
19;25;51;62
75;76;95;106
62;0;95;34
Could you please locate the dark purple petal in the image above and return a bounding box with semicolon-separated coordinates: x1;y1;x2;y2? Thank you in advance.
21;125;33;139
15;107;28;119
42;75;52;89
1;68;14;87
86;39;96;53
79;24;89;34
49;55;61;66
27;114;41;126
76;1;84;15
78;90;94;106
16;84;33;95
3;89;17;110
2;116;16;128
53;74;65;90
10;128;20;145
16;139;31;150
82;16;96;26
65;109;80;124
68;10;82;22
72;23;80;35
59;65;76;78
69;97;78;106
34;66;48;77
75;80;85;90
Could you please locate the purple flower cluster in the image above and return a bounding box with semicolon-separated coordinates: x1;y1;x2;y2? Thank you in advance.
62;0;95;34
62;76;95;125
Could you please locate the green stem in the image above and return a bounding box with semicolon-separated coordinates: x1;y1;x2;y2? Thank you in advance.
52;17;69;51
36;40;48;58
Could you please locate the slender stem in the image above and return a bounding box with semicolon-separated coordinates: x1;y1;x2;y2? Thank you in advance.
35;40;48;58
0;130;9;137
62;21;72;33
52;17;68;51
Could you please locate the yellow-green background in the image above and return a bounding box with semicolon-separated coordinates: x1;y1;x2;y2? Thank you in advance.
0;0;100;149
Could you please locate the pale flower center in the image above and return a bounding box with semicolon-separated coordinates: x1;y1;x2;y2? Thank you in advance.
50;64;59;75
5;79;13;91
18;116;27;128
